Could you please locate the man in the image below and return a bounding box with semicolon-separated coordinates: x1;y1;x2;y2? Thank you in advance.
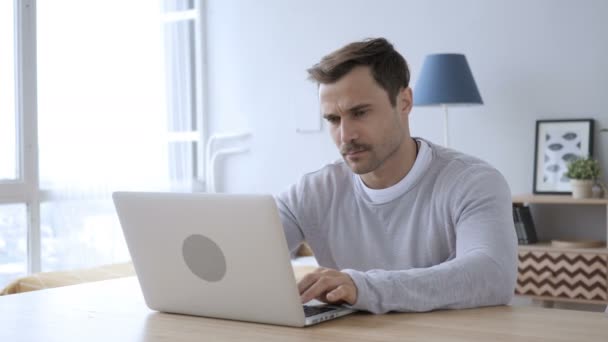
275;38;517;314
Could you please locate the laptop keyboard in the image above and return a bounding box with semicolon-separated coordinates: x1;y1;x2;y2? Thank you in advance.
303;305;336;317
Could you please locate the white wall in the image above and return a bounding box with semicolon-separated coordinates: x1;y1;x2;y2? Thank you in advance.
206;0;608;195
205;0;608;241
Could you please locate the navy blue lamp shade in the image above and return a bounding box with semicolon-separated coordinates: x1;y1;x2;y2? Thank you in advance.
414;54;483;106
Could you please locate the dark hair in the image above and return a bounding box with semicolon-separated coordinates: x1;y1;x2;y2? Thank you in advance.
307;38;410;106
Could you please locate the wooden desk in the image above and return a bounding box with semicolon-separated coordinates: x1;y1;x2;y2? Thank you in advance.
0;276;606;342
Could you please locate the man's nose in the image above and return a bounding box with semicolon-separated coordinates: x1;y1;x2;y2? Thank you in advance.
340;119;358;144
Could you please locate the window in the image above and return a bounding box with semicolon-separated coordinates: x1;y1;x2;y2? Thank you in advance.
0;0;18;181
0;0;206;287
0;204;27;287
0;0;31;289
162;0;205;191
36;0;205;272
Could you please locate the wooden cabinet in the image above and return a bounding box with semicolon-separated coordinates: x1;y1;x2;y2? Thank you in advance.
512;195;608;305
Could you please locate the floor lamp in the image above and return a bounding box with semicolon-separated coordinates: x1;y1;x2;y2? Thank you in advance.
413;54;483;147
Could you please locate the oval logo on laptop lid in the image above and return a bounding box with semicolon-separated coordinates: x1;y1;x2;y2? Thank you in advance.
182;234;227;282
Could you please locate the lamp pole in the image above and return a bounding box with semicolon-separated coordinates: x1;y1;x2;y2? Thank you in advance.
442;104;449;147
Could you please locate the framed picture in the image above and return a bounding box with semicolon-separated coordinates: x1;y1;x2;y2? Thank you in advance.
533;119;594;194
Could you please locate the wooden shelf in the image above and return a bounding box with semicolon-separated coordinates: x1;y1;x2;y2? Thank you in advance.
549;239;605;249
513;196;608;305
518;242;608;253
513;194;608;205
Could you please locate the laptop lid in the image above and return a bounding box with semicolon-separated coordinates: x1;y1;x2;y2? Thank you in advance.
112;192;308;327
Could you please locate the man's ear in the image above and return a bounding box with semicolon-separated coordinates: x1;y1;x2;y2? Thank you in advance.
399;87;413;116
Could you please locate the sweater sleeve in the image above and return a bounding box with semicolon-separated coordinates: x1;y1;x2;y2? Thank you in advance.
342;169;518;313
274;184;306;254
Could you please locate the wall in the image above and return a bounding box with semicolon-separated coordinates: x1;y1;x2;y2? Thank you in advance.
205;0;607;193
204;0;608;310
204;0;608;308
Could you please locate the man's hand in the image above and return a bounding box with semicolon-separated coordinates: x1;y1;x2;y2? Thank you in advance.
297;267;358;305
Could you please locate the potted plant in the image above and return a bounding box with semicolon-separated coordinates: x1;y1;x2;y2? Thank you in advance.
565;157;601;199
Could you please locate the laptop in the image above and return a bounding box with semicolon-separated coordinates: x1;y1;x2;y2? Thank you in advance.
112;191;355;327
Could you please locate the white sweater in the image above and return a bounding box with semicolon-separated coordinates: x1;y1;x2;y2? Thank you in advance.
275;139;517;314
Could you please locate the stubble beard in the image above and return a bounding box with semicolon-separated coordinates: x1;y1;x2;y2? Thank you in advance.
342;132;404;175
340;110;405;175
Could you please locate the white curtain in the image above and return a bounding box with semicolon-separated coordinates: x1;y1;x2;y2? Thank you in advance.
37;0;173;271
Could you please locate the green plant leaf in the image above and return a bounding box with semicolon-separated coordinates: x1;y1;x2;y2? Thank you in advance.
565;157;601;180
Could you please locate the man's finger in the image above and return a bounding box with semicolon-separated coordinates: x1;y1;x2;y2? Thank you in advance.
326;285;345;302
297;272;321;294
300;275;342;304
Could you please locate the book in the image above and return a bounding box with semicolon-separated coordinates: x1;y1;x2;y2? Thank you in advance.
512;205;527;244
514;205;538;244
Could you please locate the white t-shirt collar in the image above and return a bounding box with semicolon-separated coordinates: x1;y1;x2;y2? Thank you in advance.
356;139;432;204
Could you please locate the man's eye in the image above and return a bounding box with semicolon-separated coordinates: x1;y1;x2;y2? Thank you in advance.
325;117;340;124
353;110;366;117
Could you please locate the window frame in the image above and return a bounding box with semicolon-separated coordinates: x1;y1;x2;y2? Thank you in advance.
161;0;208;191
19;0;41;273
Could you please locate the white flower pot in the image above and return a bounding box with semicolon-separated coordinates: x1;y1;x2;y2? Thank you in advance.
570;179;594;199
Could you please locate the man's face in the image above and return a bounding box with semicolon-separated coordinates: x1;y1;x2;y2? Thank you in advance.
319;66;411;175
